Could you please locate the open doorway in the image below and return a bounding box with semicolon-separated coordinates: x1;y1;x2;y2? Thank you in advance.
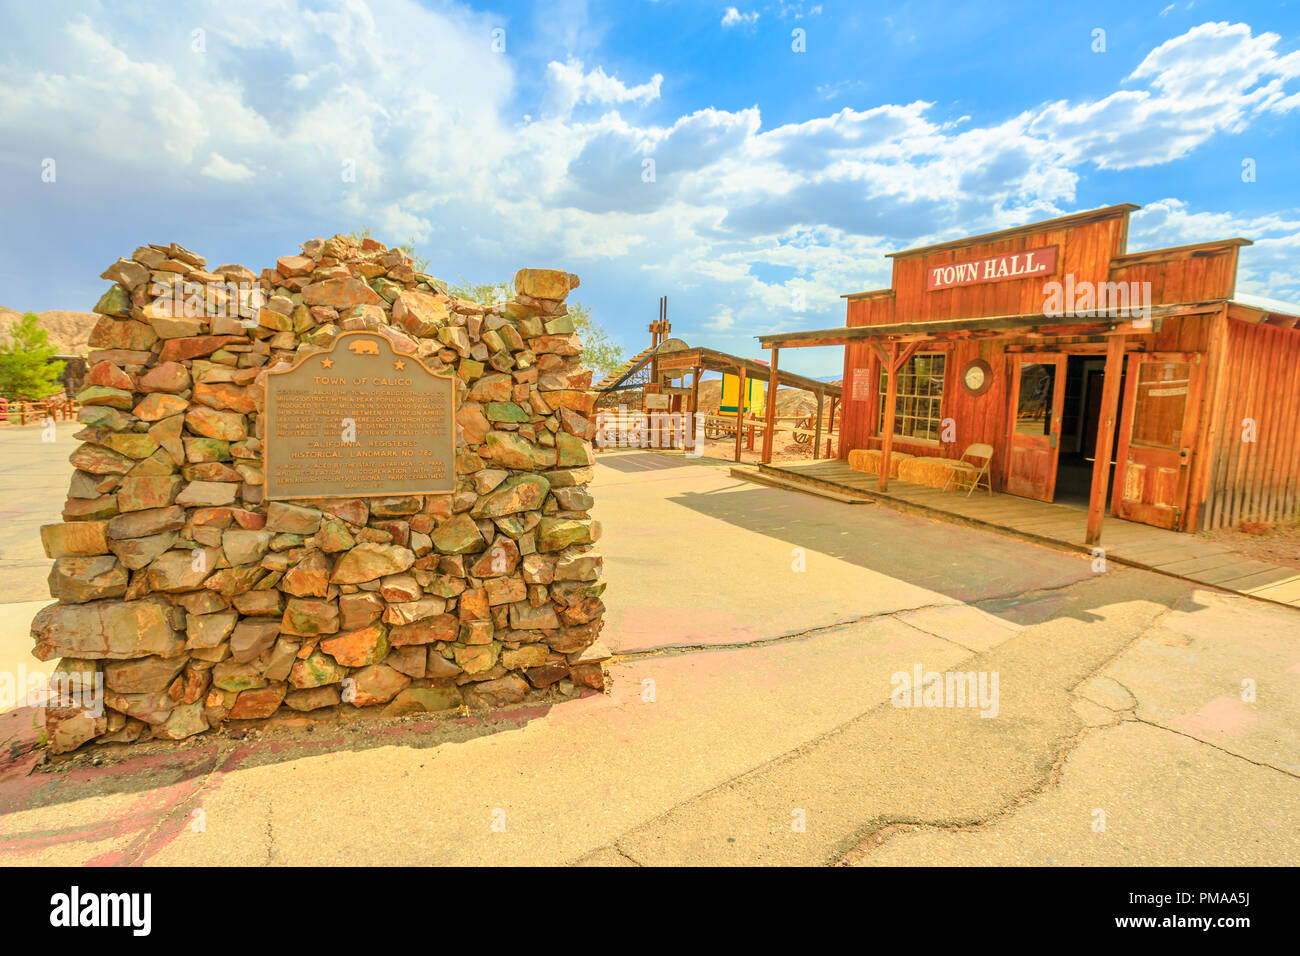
1055;353;1125;508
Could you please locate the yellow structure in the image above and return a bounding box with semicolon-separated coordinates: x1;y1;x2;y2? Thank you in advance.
719;372;765;417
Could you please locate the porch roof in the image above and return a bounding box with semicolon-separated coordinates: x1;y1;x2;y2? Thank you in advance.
653;345;841;396
754;305;1204;350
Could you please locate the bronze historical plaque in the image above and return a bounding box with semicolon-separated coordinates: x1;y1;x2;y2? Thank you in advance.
264;331;456;500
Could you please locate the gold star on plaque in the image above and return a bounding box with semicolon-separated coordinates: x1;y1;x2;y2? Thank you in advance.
321;358;334;368
393;359;406;370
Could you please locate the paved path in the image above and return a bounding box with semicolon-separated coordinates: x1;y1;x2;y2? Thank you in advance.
0;426;79;604
0;445;1296;865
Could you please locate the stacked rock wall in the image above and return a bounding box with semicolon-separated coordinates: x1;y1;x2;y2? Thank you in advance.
33;235;607;753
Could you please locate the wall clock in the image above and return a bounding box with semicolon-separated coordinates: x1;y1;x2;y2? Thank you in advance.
961;358;993;396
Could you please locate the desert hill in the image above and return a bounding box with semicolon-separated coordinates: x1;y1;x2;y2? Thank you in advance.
0;306;98;354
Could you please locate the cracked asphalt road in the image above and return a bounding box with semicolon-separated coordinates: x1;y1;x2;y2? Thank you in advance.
0;443;1296;865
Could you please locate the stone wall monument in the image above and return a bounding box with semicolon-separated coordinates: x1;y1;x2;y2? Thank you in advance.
33;234;608;753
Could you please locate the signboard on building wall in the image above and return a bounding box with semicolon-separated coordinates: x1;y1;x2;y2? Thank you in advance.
926;245;1059;291
851;367;873;402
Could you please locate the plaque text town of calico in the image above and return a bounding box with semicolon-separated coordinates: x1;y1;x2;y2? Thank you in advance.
264;332;456;499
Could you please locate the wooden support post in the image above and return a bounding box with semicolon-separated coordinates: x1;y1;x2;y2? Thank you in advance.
734;364;746;463
762;348;780;463
690;365;702;450
1086;335;1126;545
879;343;900;491
813;390;824;460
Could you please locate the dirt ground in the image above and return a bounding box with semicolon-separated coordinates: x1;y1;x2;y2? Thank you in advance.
3;449;1298;866
1203;521;1300;571
691;431;831;464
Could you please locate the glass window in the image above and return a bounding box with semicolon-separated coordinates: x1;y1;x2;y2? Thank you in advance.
879;352;946;441
1014;363;1055;436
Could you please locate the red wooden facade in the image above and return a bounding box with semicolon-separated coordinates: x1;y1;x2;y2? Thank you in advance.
760;204;1300;536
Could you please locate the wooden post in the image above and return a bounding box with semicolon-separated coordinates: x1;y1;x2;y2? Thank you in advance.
734;364;747;463
690;365;702;450
879;343;900;491
813;389;824;460
1086;335;1126;545
762;348;780;463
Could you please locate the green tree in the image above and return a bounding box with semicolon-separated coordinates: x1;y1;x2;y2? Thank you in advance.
0;313;64;400
447;276;625;379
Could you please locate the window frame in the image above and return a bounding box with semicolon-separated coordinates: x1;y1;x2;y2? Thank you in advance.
877;349;949;445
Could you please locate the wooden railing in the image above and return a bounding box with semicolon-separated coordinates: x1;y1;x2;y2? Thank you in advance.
0;396;80;426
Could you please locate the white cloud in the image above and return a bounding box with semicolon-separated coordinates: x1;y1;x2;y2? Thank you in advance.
1031;21;1300;169
1130;199;1300;303
1;5;1298;371
721;8;759;29
200;154;256;181
545;58;663;115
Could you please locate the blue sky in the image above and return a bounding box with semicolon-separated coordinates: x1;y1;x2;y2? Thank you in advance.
2;0;1299;377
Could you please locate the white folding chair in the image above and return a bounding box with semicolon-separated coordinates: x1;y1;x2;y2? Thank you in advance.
944;443;994;497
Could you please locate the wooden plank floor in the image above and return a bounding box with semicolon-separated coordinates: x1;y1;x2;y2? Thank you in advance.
762;460;1300;610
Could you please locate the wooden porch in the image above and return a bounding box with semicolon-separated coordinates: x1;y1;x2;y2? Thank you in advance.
750;459;1300;610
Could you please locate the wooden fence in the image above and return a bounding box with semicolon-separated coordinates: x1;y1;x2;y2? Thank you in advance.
0;396;80;426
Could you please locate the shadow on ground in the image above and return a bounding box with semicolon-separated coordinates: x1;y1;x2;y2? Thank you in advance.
665;481;1209;630
0;692;591;852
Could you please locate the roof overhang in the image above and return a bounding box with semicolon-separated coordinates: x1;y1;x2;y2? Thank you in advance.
654;345;841;395
755;302;1232;350
1226;299;1300;330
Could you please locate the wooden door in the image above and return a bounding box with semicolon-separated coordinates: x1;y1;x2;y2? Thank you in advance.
1113;353;1205;530
1004;354;1067;501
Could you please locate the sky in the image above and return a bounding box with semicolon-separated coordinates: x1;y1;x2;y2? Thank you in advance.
1;0;1298;378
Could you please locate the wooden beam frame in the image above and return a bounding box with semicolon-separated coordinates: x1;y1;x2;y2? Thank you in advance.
874;342;924;490
757;310;1190;350
813;390;824;460
879;342;901;491
1086;334;1126;544
734;363;747;463
656;345;840;398
690;364;701;450
762;348;780;463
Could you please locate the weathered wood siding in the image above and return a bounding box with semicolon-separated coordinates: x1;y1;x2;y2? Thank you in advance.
1203;319;1300;529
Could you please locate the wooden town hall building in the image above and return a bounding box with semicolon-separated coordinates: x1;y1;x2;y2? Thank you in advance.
758;204;1300;543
